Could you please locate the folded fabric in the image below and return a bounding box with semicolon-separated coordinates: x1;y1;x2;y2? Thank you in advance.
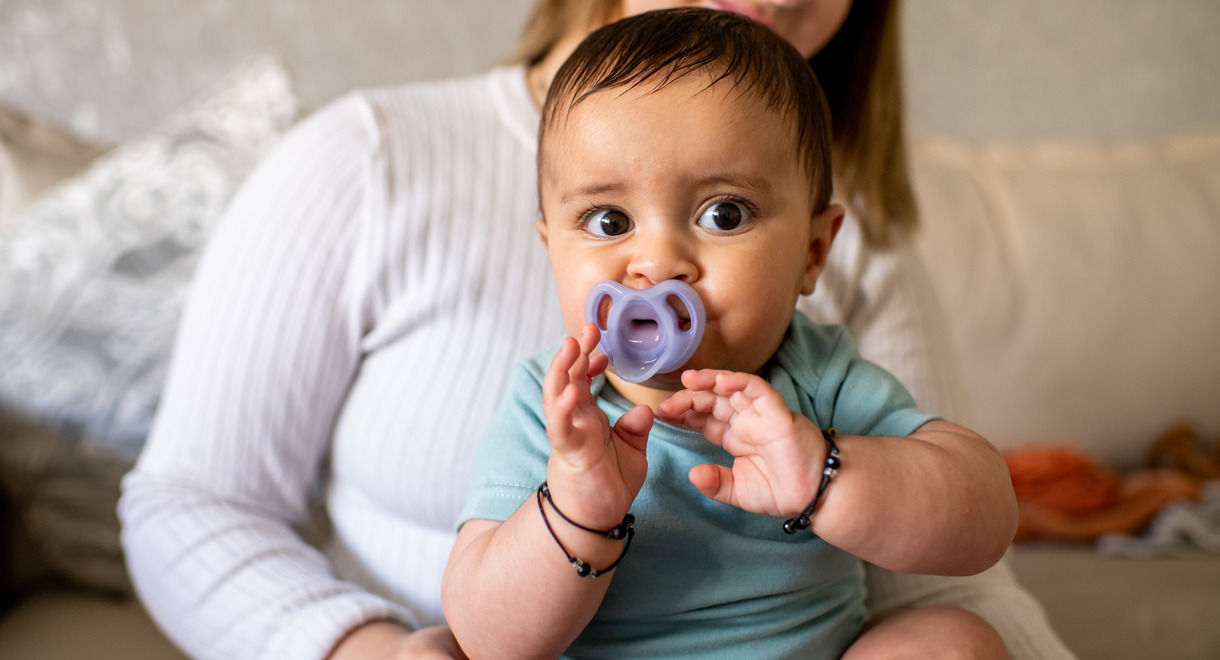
1098;480;1220;557
1007;445;1119;514
1006;444;1202;542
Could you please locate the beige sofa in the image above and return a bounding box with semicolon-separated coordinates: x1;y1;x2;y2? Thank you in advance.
2;2;1218;659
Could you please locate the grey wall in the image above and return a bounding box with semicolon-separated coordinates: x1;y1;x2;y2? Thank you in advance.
903;1;1220;140
1;0;1217;143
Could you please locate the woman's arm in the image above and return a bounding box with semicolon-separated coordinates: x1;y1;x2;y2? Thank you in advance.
120;95;416;659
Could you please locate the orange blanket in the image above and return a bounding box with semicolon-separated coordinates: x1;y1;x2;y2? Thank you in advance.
1005;424;1215;541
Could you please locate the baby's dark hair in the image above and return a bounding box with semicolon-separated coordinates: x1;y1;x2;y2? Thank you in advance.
540;7;834;210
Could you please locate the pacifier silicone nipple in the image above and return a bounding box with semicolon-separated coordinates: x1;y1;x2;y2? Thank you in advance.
584;280;706;383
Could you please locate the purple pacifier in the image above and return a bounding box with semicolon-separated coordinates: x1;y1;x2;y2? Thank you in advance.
584;280;706;383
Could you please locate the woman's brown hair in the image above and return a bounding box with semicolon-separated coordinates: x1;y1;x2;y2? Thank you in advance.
511;0;620;67
511;0;914;245
811;0;913;245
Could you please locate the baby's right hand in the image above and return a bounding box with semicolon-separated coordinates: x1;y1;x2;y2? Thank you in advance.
542;322;652;529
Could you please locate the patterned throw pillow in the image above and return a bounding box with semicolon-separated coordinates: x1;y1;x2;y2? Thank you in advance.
0;55;299;593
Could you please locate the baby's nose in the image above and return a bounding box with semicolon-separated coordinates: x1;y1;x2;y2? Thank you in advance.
626;231;697;284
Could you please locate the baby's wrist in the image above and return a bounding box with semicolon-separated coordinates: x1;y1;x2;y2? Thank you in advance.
783;427;842;534
541;472;634;530
784;417;833;512
535;478;636;575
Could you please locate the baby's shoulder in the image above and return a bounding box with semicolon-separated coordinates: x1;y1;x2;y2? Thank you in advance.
785;312;857;360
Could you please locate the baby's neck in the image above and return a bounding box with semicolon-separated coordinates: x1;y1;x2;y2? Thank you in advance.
604;371;681;414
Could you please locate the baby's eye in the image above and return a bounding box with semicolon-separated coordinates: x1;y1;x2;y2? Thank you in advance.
584;209;633;238
696;201;750;233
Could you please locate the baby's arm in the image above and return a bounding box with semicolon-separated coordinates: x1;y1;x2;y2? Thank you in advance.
657;369;1017;576
442;323;652;659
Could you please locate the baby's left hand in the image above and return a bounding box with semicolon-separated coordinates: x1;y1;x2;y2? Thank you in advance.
657;369;825;518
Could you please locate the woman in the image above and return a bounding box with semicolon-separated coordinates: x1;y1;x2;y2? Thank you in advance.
120;2;1071;658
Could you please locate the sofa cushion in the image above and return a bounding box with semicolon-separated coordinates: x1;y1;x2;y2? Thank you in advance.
0;55;298;593
1008;545;1220;660
0;588;185;659
910;131;1220;468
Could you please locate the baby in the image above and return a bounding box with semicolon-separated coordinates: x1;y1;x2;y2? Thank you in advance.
444;8;1017;659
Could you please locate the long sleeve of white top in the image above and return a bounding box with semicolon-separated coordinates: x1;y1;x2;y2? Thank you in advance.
120;95;411;660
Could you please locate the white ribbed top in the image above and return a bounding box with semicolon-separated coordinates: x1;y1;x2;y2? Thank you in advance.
120;66;1069;659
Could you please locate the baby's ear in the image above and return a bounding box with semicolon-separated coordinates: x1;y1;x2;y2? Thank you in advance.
535;217;549;246
801;204;845;295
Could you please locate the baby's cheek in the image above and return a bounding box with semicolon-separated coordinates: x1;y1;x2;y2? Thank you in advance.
560;279;604;337
729;306;794;365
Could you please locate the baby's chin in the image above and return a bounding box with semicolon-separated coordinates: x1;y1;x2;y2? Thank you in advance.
605;366;686;393
637;370;687;391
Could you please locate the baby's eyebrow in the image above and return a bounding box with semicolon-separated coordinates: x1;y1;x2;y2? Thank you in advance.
555;173;774;205
697;173;774;192
560;182;626;204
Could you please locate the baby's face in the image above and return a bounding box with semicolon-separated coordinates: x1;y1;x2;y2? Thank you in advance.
538;75;839;393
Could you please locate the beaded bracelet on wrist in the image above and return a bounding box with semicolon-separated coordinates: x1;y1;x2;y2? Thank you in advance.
537;482;635;578
783;427;841;534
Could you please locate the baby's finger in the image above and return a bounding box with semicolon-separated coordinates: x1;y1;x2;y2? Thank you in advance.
709;370;754;394
547;383;586;451
576;322;609;381
689;463;735;505
720;373;792;420
676;388;739;425
613;405;654;453
565;323;603;387
680;368;734;392
543;337;579;406
695;370;790;421
656;388;693;418
587;352;609;380
577;322;601;356
657;392;731;442
567;349;590;393
688;415;732;446
655;389;697;422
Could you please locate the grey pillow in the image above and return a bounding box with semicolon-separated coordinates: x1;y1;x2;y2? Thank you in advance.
0;55;299;593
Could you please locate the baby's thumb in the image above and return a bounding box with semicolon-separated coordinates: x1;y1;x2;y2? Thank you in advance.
614;405;653;452
689;464;734;505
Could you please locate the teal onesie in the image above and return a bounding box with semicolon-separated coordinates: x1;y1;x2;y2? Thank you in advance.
459;311;938;659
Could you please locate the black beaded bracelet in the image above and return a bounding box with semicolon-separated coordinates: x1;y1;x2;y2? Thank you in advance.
537;482;635;578
782;427;841;534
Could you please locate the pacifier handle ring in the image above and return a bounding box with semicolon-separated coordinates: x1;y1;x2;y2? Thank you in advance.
584;281;627;356
648;280;705;361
